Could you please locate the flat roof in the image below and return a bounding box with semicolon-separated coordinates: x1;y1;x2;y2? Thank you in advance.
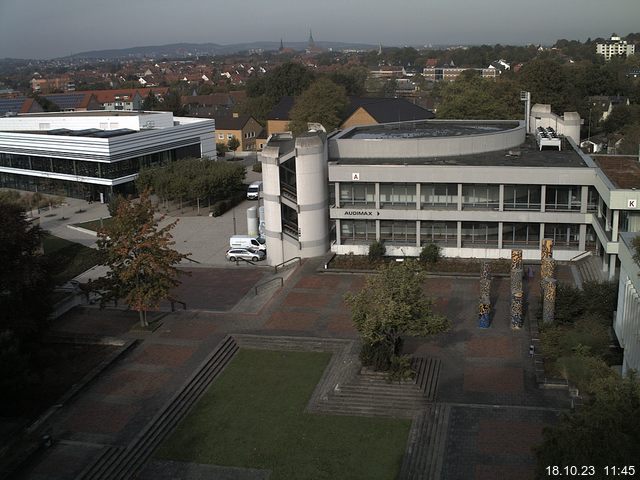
593;155;640;189
339;120;520;140
330;135;587;168
11;110;163;118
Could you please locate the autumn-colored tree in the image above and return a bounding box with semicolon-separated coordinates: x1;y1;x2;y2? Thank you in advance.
96;191;188;326
345;261;449;370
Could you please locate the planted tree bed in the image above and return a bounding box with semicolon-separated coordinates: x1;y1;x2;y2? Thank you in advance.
328;254;510;275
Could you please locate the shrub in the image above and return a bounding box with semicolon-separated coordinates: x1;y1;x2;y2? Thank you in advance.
107;194;126;217
368;240;386;262
540;316;610;365
555;355;615;393
360;341;395;371
210;200;228;217
419;243;441;264
387;354;416;383
252;162;262;173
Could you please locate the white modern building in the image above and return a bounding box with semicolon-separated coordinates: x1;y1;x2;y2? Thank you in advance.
615;233;640;375
596;35;635;61
259;105;640;285
0;111;215;202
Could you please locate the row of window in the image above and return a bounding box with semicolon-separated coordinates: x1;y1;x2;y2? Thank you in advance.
0;145;199;180
335;183;597;212
339;220;596;249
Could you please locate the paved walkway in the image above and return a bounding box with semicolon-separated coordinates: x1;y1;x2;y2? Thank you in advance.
15;258;573;480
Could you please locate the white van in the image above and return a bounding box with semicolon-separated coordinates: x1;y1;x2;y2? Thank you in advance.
247;181;263;200
229;235;266;251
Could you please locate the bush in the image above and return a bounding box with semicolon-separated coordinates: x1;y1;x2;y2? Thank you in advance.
209;190;246;217
360;341;394;371
387;354;416;383
419;243;441;264
210;200;228;217
107;194;126;217
555;355;615;393
252;162;262;173
368;240;386;262
540;316;611;365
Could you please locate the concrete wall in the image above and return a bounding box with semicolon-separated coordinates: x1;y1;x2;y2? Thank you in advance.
615;233;640;375
329;121;525;159
529;104;581;144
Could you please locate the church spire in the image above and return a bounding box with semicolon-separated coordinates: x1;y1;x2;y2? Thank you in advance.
308;29;315;48
279;38;284;51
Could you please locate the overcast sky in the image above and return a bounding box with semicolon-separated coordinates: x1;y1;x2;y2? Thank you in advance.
0;0;639;59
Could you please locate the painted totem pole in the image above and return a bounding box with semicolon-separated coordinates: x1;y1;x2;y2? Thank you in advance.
540;238;557;324
478;262;491;328
510;249;524;329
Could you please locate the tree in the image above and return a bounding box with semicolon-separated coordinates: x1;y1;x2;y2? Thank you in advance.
0;200;52;339
227;135;240;152
96;191;188;327
345;261;449;370
535;373;640;474
288;78;349;134
246;61;315;101
141;90;160;110
216;142;229;157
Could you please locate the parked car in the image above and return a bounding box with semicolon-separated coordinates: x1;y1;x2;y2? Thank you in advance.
246;181;263;200
225;248;266;262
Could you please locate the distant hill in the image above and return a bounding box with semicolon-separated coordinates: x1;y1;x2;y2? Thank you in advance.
68;41;378;59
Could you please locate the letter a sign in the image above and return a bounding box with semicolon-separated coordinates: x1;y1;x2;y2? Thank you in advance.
352;172;360;181
628;199;637;209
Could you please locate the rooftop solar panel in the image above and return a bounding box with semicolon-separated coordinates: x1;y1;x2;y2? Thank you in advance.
43;94;85;110
0;98;27;115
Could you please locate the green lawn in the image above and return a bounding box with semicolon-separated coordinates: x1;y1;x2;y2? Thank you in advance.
42;234;100;284
156;349;411;480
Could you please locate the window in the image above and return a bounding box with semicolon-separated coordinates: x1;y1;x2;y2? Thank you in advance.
379;183;416;208
503;185;541;210
339;183;375;207
420;221;457;246
545;186;581;211
421;183;457;208
461;222;499;247
379;221;416;245
340;220;376;244
218;134;224;139
544;223;580;249
462;184;499;210
502;223;540;247
227;134;233;140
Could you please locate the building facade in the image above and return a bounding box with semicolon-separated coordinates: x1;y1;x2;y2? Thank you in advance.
596;35;636;61
0;111;215;202
259;109;640;284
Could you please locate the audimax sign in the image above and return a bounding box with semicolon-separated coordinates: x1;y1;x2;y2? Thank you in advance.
343;210;380;216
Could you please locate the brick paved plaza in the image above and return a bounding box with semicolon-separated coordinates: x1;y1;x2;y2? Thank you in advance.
16;261;572;480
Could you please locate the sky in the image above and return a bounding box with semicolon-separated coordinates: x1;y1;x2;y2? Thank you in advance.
0;0;639;59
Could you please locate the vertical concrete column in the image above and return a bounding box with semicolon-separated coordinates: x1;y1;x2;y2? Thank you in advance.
457;221;462;249
540;185;546;213
609;254;617;280
580;186;588;214
597;197;603;219
334;182;340;208
415;183;421;210
294;133;329;259
498;184;504;212
416;220;421;247
335;219;341;246
606;206;612;232
457;183;463;211
376;219;380;241
612;210;620;240
498;223;503;249
579;224;587;251
260;146;284;267
375;183;380;209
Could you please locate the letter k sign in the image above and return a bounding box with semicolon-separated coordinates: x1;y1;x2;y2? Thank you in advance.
629;199;637;208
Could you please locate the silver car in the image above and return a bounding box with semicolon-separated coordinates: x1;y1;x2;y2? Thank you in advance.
225;248;266;262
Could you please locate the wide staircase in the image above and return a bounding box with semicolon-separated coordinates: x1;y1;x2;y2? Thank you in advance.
312;357;441;418
76;335;239;480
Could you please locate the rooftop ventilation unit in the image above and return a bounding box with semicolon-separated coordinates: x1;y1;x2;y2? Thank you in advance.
536;126;561;151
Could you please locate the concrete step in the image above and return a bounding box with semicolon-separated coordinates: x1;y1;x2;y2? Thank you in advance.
399;403;451;480
79;335;239;480
312;402;419;419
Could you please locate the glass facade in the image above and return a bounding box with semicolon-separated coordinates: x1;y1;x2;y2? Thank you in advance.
461;222;499;247
340;219;376;244
502;223;540;247
379;183;416;209
544;223;580;249
379;220;416;245
339;182;375;207
462;184;500;210
503;185;541;210
545;186;581;211
421;183;457;209
420;221;457;246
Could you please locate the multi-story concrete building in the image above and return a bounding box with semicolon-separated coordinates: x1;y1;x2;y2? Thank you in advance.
422;66;499;81
0;111;215;202
259;106;640;287
596;35;635;61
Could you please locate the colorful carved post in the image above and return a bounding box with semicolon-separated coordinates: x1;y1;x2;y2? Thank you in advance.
540;258;556;281
542;278;557;324
510;249;524;329
511;292;524;329
541;238;553;259
478;262;491;328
